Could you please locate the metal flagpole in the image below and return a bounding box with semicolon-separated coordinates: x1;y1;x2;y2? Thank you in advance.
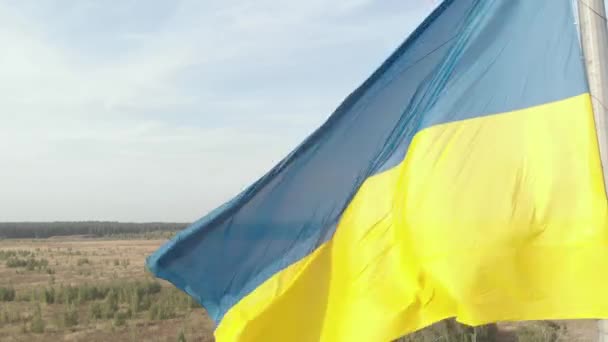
577;0;608;341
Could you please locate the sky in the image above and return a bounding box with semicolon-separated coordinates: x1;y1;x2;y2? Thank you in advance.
0;0;441;222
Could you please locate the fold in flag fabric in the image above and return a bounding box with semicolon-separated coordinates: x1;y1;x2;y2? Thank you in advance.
146;0;608;340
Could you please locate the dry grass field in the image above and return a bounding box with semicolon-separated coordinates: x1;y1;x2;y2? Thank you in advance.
0;237;597;342
0;238;214;342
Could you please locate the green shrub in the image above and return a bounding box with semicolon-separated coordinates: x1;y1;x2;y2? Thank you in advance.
6;257;48;271
0;251;15;261
77;258;90;266
113;310;128;327
57;285;79;305
130;291;141;313
43;287;55;304
63;304;79;328
78;269;92;276
0;309;21;325
0;250;33;260
148;300;176;321
30;304;45;334
177;329;187;342
516;322;561;342
140;293;151;311
147;281;161;295
29;258;48;271
78;284;93;303
6;258;27;268
148;303;159;320
89;302;103;320
0;287;15;301
16;289;36;302
103;289;119;319
0;250;15;260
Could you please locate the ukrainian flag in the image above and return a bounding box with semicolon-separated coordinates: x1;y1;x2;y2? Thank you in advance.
147;0;608;340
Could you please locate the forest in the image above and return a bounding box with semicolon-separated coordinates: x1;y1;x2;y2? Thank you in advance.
0;222;187;239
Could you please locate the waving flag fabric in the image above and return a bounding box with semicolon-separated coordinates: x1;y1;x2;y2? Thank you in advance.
147;0;608;341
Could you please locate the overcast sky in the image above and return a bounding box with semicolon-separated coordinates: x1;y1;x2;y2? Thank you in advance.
0;0;599;223
0;0;440;222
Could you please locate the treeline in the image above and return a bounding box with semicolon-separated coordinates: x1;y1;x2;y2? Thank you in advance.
0;222;188;239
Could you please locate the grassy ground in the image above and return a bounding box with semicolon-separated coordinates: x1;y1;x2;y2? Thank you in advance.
397;319;596;341
0;238;596;341
0;239;214;342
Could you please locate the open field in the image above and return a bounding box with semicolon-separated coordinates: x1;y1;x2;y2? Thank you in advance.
0;237;597;341
0;238;214;342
